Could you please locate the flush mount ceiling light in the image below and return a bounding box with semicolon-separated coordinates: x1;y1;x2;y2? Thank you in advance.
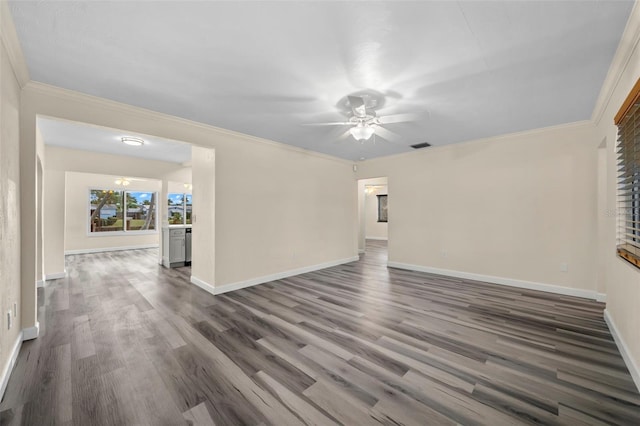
114;177;131;186
121;136;145;146
350;124;375;141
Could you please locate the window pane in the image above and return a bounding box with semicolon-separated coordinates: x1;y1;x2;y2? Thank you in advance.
126;191;156;231
90;189;124;232
377;194;388;222
168;193;185;224
185;194;192;225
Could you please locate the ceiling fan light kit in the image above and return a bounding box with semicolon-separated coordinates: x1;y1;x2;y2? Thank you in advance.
115;177;131;186
350;124;375;141
308;92;413;144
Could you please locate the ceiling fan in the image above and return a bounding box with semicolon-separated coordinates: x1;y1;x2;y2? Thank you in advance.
305;94;418;142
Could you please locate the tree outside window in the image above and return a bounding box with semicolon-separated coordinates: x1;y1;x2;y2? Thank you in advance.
90;189;157;233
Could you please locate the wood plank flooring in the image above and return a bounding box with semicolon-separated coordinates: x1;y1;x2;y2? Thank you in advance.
1;240;639;425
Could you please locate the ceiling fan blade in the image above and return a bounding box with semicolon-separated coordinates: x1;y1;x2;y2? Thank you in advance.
332;129;352;143
374;126;404;144
377;113;420;124
348;95;367;117
302;122;351;126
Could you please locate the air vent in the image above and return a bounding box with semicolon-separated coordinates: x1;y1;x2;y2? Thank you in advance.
410;142;431;149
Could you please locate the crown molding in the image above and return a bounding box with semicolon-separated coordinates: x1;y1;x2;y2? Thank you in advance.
591;1;640;126
23;81;353;166
356;119;593;168
0;1;30;87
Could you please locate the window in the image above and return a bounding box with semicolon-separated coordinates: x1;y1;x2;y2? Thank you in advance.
186;194;192;225
377;194;388;223
89;189;157;233
126;191;157;231
615;78;640;269
168;193;192;225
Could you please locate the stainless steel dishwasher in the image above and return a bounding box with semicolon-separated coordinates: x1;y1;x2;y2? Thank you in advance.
185;227;192;265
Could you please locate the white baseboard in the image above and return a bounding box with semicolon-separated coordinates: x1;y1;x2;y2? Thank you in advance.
387;261;604;301
36;280;44;288
0;331;23;402
198;256;360;296
22;322;39;341
596;293;607;303
65;244;158;255
365;237;388;241
358;249;365;254
604;309;640;392
45;271;66;280
190;275;216;294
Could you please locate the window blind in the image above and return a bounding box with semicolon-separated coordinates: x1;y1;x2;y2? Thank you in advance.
615;79;640;269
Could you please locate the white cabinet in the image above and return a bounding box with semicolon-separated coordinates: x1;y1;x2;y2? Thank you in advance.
163;227;187;267
169;231;185;263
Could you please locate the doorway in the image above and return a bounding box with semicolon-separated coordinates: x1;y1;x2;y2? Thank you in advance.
36;156;44;288
357;177;388;256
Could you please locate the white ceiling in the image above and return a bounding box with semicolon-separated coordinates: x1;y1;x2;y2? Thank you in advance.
38;117;192;164
11;1;634;161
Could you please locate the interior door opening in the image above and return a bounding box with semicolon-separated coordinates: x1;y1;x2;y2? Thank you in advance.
357;177;388;255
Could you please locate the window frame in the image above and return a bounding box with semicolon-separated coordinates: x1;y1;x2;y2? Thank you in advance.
614;78;640;270
377;194;388;223
167;192;192;226
87;188;159;236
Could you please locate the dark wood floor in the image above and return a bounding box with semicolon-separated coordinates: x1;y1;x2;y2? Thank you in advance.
1;241;639;425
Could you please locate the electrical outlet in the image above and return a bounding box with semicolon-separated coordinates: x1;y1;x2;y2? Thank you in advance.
440;249;448;257
560;262;568;272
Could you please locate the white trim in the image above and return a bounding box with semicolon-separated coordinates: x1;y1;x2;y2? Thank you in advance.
355;121;592;171
387;261;603;300
195;256;360;296
604;309;640;392
25;82;352;166
591;1;640;125
87;230;159;237
65;244;158;255
0;1;30;87
87;187;160;237
36;280;44;288
190;275;216;294
596;293;607;303
45;271;66;280
22;322;39;341
365;236;388;241
0;331;23;402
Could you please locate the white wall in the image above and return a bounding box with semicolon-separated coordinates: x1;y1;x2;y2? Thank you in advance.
0;16;24;393
24;85;358;293
44;145;191;266
35;127;45;285
168;180;192;195
592;3;640;387
64;172;161;253
191;146;215;287
43;168;65;276
357;122;599;297
365;184;388;240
